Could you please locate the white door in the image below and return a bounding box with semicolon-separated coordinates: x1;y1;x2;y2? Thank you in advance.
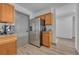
15;11;29;48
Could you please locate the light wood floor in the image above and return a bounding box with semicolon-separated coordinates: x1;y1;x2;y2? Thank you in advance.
17;38;77;55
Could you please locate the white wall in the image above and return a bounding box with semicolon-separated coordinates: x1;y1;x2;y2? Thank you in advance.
13;3;33;19
75;4;79;53
55;4;77;39
56;4;76;17
33;8;51;18
55;4;79;52
51;8;56;44
56;16;73;39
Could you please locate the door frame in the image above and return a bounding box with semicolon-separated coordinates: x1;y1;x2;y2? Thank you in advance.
72;15;75;40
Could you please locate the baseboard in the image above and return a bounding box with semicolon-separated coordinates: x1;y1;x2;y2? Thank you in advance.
52;43;57;47
52;43;56;45
56;37;72;40
72;36;75;41
75;49;79;55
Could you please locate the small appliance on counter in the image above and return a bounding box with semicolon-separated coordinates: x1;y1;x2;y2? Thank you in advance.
45;25;52;31
6;24;15;34
0;23;15;35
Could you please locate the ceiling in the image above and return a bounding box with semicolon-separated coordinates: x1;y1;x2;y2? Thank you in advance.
16;3;68;13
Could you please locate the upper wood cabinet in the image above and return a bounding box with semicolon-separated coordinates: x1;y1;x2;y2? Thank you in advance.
0;3;14;23
40;15;45;20
37;13;53;25
45;13;52;25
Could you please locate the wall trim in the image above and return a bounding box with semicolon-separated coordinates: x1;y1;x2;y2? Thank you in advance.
57;36;75;40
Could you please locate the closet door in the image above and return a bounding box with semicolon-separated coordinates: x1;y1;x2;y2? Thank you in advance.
15;11;29;48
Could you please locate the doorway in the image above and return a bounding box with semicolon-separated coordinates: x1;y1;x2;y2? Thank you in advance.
55;15;75;54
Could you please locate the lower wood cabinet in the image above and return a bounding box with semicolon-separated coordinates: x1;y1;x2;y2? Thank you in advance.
42;32;52;48
0;35;16;55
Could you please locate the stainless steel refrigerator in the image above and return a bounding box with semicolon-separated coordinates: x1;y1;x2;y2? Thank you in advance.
29;18;42;47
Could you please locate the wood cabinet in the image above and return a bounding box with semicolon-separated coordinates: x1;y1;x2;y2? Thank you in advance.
42;32;52;48
40;15;45;20
37;13;53;25
0;3;14;23
45;13;52;25
0;35;16;55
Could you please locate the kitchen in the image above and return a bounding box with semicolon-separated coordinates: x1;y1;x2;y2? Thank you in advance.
0;3;76;55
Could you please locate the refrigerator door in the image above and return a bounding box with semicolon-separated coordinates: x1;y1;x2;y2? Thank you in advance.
29;18;41;47
29;21;33;44
34;18;41;47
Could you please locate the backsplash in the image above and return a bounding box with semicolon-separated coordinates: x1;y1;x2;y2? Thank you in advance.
0;23;15;35
45;25;52;31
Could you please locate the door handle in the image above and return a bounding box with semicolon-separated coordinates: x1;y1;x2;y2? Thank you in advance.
26;30;29;32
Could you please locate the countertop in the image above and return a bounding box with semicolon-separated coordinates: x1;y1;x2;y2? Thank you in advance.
42;31;52;33
0;34;16;45
0;34;16;37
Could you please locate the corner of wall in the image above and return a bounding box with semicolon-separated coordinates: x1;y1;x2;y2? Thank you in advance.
13;3;33;19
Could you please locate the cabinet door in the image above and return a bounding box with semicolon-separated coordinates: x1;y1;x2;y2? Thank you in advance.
7;36;16;55
40;15;45;20
0;41;16;55
0;44;8;55
42;35;49;47
0;4;3;21
7;41;16;55
0;36;16;55
42;32;52;48
1;4;14;23
45;13;52;25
